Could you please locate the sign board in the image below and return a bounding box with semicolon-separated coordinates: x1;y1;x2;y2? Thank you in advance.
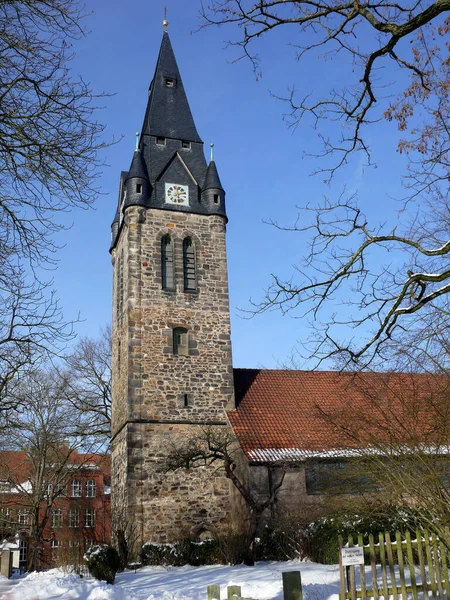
341;546;364;566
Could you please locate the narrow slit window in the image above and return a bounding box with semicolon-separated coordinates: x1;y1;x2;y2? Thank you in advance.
183;237;196;292
173;327;189;356
136;183;142;194
213;194;220;204
161;235;174;289
183;394;189;407
156;136;166;145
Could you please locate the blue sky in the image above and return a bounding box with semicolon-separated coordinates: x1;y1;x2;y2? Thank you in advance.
52;0;409;368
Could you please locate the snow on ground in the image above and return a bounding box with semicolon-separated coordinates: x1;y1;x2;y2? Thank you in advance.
0;561;341;600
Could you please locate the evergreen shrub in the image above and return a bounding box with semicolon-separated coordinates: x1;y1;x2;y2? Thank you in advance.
84;544;121;584
304;508;421;564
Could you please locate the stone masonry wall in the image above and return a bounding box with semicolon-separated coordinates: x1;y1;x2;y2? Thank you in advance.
111;206;235;545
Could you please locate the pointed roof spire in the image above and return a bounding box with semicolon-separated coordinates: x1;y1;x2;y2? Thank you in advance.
125;146;149;182
141;32;202;143
204;159;224;191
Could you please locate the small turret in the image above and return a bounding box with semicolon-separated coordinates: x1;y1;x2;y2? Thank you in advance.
123;145;151;209
201;155;226;217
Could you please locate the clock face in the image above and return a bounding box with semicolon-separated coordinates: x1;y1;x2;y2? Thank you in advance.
165;183;189;206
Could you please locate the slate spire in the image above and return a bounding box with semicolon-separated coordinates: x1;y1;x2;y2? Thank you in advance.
111;29;227;251
141;32;202;143
203;160;224;191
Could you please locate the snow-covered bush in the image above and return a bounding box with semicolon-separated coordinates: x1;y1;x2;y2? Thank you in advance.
141;539;221;566
84;544;121;584
141;542;178;566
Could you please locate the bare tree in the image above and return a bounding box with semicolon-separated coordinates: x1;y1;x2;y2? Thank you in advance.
0;0;108;268
313;370;450;547
63;326;112;441
165;426;287;563
0;264;73;418
0;368;105;571
201;2;450;368
111;493;139;569
0;0;110;416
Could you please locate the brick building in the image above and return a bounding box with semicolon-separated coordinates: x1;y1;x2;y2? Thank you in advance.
0;450;110;570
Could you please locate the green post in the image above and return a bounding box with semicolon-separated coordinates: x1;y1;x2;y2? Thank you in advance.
227;586;242;600
208;585;221;600
282;571;303;600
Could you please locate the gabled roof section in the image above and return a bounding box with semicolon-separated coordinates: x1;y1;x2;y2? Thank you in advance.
141;32;202;143
155;151;197;185
229;369;450;463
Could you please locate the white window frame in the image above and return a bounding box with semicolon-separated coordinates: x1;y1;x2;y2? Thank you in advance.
51;508;63;529
71;479;82;498
18;510;29;526
84;508;95;528
85;479;96;498
68;508;80;528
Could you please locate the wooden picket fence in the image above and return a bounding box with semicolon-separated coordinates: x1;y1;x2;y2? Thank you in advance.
339;530;450;600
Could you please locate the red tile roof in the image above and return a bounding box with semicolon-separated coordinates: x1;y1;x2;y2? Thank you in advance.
229;369;450;462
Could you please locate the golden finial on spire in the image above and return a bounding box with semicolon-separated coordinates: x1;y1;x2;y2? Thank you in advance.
163;7;168;32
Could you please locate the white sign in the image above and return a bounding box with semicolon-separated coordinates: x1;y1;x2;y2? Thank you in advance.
341;546;364;566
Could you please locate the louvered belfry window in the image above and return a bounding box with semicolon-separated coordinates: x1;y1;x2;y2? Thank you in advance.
183;237;196;292
161;235;174;289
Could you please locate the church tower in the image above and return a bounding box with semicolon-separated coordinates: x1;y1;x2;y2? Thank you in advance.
110;25;235;546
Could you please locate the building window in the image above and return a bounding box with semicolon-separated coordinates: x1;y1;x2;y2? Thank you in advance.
156;136;166;145
161;235;174;289
46;483;53;499
213;194;220;204
51;539;62;552
71;480;82;498
85;480;96;498
181;140;191;149
181;393;191;408
183;237;196;292
84;508;95;528
165;77;175;87
173;327;189;356
0;480;9;493
0;508;10;524
68;509;80;528
51;509;63;529
18;511;29;526
136;183;142;194
19;540;27;565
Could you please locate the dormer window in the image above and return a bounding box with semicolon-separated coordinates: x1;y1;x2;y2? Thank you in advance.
156;136;166;145
165;77;175;87
213;194;220;204
136;183;142;194
181;140;191;150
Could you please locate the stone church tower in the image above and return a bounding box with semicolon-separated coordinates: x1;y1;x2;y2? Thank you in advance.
110;26;235;545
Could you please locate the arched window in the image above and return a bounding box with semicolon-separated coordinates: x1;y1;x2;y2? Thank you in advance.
183;237;196;292
173;327;189;356
161;235;174;289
